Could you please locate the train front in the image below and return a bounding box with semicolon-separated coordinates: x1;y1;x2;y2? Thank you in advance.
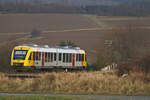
11;46;33;70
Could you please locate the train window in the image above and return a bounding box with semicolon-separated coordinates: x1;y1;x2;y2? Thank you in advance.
68;54;70;63
82;54;84;61
33;52;36;61
66;53;68;62
85;55;87;61
39;52;41;60
78;54;81;61
69;54;70;63
45;52;48;62
51;53;53;62
76;54;80;61
69;54;72;63
63;53;65;62
14;50;27;60
76;54;78;61
48;53;51;62
79;54;80;61
79;54;81;61
28;52;32;60
54;53;57;61
36;52;39;60
59;53;62;61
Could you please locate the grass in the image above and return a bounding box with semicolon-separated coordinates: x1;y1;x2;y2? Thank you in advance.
84;15;108;28
0;71;149;95
84;15;150;29
0;96;118;100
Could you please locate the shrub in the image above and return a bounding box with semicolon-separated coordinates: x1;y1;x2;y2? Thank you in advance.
59;40;78;47
86;64;103;71
31;29;41;38
117;61;132;76
96;53;108;68
0;41;18;72
117;55;150;79
59;41;66;46
137;55;150;74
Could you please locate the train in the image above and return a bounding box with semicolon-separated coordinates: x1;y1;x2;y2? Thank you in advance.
11;44;87;71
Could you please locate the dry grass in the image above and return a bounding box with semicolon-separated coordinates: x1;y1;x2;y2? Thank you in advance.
86;15;150;28
0;71;149;95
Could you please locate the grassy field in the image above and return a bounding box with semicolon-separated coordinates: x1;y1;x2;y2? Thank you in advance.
0;96;120;100
0;71;149;95
85;15;150;28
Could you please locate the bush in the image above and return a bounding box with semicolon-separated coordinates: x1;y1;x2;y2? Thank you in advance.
86;64;103;71
59;40;66;46
96;53;108;68
31;29;41;38
0;41;18;72
117;55;150;77
136;55;150;74
59;40;78;47
117;61;132;76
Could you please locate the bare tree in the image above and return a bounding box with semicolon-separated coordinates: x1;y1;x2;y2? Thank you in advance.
59;40;78;47
106;26;149;63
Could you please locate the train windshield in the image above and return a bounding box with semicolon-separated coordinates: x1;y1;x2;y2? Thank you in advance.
13;50;28;60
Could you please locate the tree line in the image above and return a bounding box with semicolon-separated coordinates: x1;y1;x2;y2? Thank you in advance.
96;25;150;76
1;1;150;16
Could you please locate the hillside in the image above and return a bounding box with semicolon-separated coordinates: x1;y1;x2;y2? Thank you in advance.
0;0;149;6
1;0;150;16
0;0;126;6
1;14;150;65
0;14;99;64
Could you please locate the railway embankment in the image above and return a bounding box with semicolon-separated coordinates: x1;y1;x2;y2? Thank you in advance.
0;70;149;95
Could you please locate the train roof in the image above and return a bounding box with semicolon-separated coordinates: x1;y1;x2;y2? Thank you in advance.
15;44;85;54
20;44;81;49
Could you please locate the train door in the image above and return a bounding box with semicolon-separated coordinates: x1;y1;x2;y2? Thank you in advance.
28;52;33;66
72;54;75;68
53;52;57;66
42;52;45;67
58;53;62;67
34;52;42;68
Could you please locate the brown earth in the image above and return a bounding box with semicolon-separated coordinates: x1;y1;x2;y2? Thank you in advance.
0;14;102;63
1;14;150;64
0;14;97;33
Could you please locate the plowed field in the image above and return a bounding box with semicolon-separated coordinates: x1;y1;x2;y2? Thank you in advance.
1;14;150;63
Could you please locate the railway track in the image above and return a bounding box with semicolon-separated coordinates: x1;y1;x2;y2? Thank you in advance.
4;69;48;78
4;68;86;78
5;73;39;78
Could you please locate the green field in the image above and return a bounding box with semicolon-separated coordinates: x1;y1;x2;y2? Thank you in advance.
0;96;120;100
